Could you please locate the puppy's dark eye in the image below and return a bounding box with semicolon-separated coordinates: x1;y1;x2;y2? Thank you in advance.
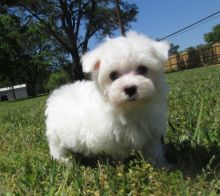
109;71;119;81
136;65;148;75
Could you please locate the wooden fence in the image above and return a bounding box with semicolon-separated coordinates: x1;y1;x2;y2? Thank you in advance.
165;42;220;72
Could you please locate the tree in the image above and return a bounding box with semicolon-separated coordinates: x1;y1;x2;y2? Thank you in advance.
115;0;125;36
204;24;220;44
169;43;180;55
3;0;138;80
0;15;23;93
46;70;69;91
0;14;59;96
185;47;201;68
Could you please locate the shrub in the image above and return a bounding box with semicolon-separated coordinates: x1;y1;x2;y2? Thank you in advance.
46;71;69;91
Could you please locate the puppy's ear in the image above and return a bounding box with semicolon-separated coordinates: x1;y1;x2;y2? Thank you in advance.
153;41;170;63
81;49;101;73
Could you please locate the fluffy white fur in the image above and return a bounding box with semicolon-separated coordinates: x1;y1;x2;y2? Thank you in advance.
45;32;170;164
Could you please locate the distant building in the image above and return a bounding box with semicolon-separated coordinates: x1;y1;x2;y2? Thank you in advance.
0;84;28;101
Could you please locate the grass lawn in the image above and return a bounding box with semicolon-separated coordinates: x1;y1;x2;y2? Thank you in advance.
0;65;220;195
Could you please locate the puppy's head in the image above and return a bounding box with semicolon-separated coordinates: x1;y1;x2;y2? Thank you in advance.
81;32;169;108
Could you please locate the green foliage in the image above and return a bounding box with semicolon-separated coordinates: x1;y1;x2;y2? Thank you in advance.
0;15;21;86
2;0;138;80
0;14;56;95
46;71;69;91
204;24;220;44
169;43;180;55
0;66;220;195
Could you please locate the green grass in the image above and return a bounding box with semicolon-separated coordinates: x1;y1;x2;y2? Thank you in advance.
0;66;220;195
0;95;47;112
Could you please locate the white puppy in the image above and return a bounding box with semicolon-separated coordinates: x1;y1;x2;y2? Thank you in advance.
45;32;170;164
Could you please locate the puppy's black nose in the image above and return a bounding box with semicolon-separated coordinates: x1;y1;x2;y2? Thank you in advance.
124;86;137;97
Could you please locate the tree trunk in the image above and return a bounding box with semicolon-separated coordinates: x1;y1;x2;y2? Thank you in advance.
11;85;16;100
9;78;16;99
115;0;126;36
31;64;39;97
71;52;84;81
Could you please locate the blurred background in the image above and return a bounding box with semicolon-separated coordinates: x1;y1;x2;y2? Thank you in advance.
0;0;220;99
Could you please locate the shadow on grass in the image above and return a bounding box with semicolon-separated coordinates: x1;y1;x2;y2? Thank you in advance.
165;141;220;176
70;152;138;168
69;142;220;178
